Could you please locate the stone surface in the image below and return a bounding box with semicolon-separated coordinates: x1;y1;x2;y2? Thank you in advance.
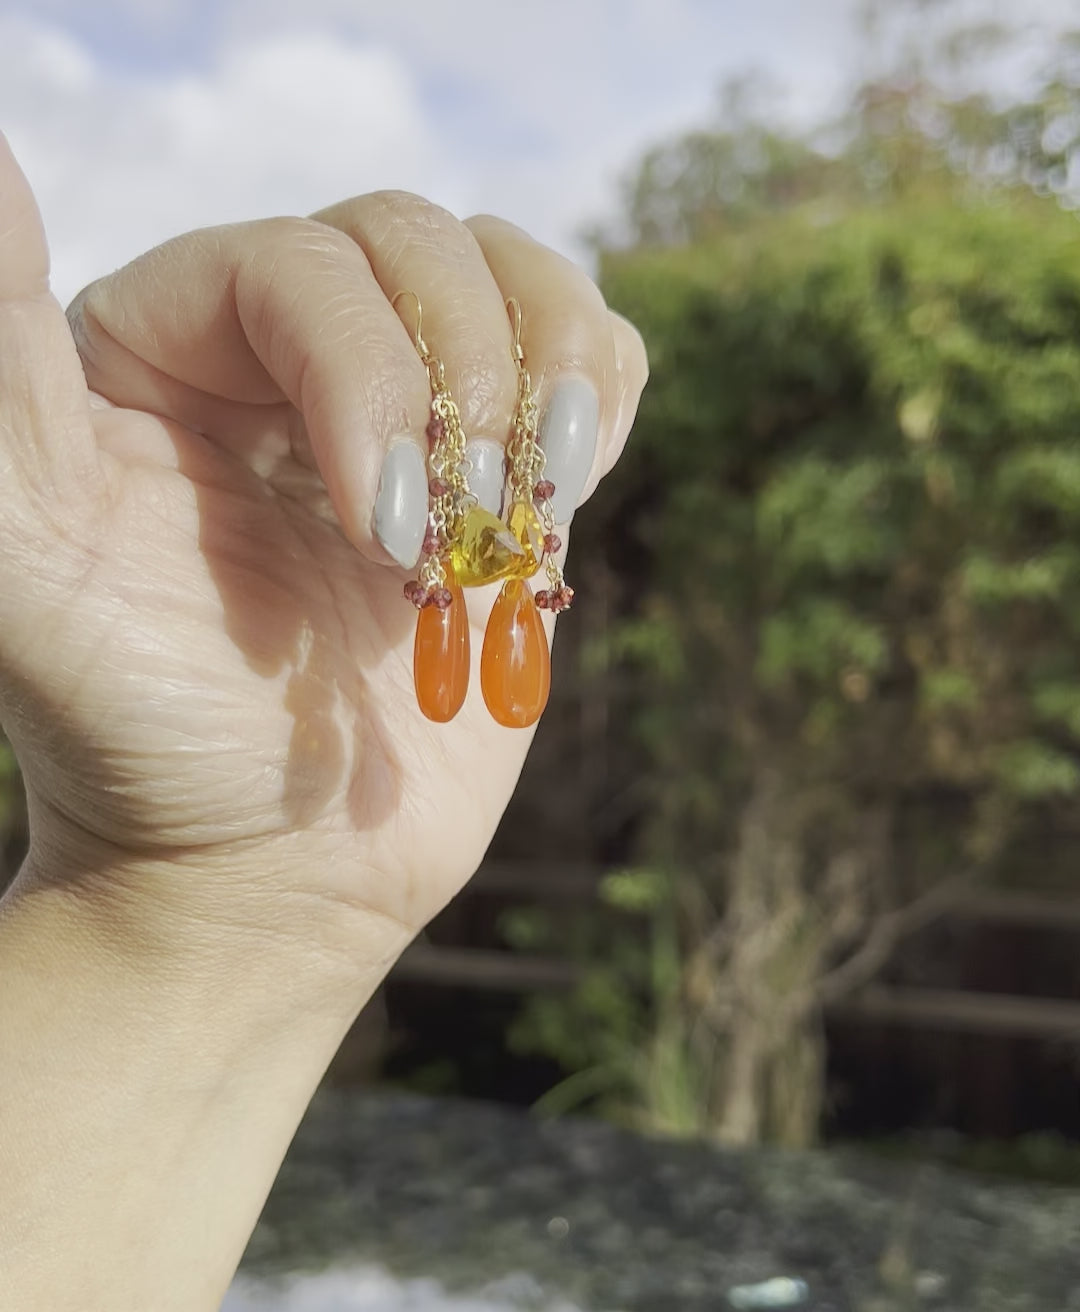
241;1092;1080;1312
226;1264;586;1311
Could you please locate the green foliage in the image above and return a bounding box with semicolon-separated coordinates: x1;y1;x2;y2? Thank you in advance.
0;735;25;893
865;1131;1080;1187
505;869;714;1136
595;196;1080;804
599;868;670;914
962;550;1080;606
1032;682;1080;738
758;601;888;686
607;13;1080;252
0;737;20;797
513;19;1080;1142
920;669;979;712
994;741;1080;799
997;448;1080;523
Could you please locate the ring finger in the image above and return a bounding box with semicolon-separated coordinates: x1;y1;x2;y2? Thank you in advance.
313;191;521;527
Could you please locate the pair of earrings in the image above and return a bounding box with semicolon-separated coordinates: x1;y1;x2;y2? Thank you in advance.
394;293;574;729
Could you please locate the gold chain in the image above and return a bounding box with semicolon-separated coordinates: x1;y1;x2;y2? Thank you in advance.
506;298;571;608
506;332;543;505
418;352;470;593
393;291;472;596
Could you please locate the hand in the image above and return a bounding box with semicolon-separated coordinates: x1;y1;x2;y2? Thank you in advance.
0;134;646;1311
0;136;647;978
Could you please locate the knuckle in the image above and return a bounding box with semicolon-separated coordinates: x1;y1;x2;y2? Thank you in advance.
348;191;478;264
525;264;611;363
464;213;533;244
238;222;363;373
542;291;615;382
255;215;359;267
563;266;610;324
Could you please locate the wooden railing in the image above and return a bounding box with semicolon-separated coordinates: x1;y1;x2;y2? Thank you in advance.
391;867;1080;1042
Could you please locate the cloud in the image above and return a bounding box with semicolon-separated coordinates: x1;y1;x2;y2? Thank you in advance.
1;2;864;304
5;0;1077;305
1;17;449;301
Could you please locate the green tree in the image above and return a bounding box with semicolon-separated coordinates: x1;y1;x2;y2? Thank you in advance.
512;15;1080;1147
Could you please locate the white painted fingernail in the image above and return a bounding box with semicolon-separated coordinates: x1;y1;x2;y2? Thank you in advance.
538;376;599;525
465;439;505;516
373;439;428;567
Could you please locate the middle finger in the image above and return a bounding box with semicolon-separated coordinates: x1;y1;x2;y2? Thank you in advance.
314;190;518;517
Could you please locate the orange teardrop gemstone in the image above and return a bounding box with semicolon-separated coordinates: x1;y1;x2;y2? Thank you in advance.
480;579;550;728
414;582;470;723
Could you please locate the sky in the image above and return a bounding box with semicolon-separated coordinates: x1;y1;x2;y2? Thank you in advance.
0;0;1075;304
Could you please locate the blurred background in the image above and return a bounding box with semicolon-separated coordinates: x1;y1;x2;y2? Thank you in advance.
4;0;1080;1307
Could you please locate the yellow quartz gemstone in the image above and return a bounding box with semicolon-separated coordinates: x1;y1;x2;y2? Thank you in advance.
506;500;544;578
450;506;529;587
449;502;547;588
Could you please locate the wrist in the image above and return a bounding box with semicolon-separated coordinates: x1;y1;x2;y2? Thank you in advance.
18;807;414;1026
0;846;404;1311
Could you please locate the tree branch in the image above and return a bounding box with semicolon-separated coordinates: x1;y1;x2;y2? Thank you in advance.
816;872;976;1008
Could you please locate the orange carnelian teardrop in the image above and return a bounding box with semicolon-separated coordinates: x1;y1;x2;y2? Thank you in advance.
414;582;469;722
480;579;550;728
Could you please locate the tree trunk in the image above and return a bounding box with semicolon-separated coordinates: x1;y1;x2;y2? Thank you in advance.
716;1010;767;1145
768;1015;825;1148
710;768;829;1147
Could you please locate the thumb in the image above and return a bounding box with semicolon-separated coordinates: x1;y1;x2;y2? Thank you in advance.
0;132;99;542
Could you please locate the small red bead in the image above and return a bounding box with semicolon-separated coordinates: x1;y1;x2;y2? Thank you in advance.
555;585;575;611
543;533;562;554
534;479;556;501
433;588;453;611
429;477;449;498
404;580;426;608
422;529;440;556
426;416;446;443
534;590;551;609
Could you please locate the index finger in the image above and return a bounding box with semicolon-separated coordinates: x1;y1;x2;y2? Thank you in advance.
69;217;435;568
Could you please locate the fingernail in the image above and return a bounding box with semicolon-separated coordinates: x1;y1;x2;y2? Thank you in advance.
373;440;428;567
538;376;599;524
465;439;506;516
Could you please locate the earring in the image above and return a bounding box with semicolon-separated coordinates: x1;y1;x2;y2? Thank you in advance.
394;291;471;724
479;299;575;730
504;299;574;617
396;292;574;729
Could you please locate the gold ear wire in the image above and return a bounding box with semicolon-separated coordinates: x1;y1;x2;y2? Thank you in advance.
392;289;430;360
506;297;525;363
